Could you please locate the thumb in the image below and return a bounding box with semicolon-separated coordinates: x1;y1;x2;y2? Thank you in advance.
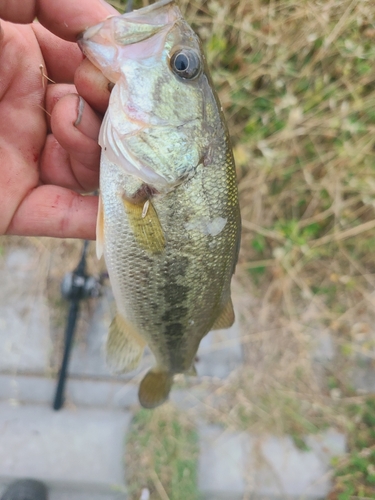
0;0;118;41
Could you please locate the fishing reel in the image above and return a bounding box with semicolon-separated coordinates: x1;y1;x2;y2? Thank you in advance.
61;271;101;301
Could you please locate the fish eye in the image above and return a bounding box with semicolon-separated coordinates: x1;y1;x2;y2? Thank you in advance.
170;49;201;80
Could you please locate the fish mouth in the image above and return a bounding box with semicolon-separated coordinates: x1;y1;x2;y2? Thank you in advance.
78;0;180;47
77;0;181;80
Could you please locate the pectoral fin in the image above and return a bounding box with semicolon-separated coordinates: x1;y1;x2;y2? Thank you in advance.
138;368;173;409
106;313;146;373
96;193;104;259
122;198;165;254
211;297;235;330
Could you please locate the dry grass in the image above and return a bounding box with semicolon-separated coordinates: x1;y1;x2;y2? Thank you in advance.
179;0;375;495
3;0;375;496
107;0;375;496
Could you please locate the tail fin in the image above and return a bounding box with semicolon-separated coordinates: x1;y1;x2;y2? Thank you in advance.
138;369;173;409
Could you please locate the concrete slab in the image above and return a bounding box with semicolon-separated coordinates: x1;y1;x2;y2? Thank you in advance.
0;248;51;373
0;374;139;409
311;330;335;364
198;426;346;499
170;387;211;411
246;430;346;498
349;361;375;393
67;288;113;378
40;492;125;500
0;401;131;489
0;481;126;500
46;492;126;500
197;317;242;379
68;287;154;380
198;425;247;496
0;374;55;405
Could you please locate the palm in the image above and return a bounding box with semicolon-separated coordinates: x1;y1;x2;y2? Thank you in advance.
0;24;46;233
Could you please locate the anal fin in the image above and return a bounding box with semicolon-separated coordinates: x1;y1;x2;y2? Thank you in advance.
106;313;146;373
122;197;165;254
211;297;235;330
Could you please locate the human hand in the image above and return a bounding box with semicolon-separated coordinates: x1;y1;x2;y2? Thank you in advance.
0;0;118;239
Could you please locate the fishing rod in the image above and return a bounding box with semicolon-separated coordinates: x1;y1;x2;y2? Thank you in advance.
53;240;101;410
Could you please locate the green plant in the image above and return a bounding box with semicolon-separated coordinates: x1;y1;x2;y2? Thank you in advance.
330;399;375;498
125;406;200;500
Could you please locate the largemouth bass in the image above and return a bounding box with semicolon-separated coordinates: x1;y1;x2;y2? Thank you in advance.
78;0;241;408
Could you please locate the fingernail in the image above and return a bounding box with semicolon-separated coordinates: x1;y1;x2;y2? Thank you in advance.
74;96;85;127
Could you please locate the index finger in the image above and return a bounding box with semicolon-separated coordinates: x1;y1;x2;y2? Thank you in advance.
0;0;118;41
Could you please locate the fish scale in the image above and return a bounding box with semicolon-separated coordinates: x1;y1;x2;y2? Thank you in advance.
78;0;241;408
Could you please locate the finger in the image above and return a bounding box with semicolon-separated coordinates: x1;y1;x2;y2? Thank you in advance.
40;135;83;191
0;0;118;40
0;146;39;236
52;94;101;146
50;94;101;191
0;1;35;24
45;83;77;130
75;58;111;115
6;185;98;239
32;23;82;84
0;22;45;129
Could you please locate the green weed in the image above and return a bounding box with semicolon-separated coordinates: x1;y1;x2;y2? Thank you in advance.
125;406;200;500
330;399;375;499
